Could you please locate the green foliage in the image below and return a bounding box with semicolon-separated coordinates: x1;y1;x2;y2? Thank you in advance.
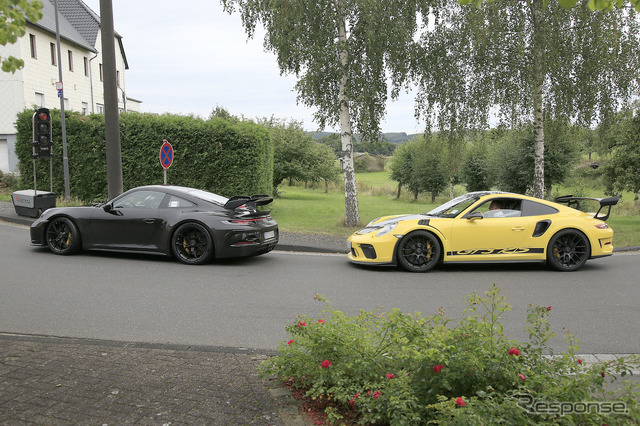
1;0;43;73
263;119;339;194
603;110;640;196
222;0;422;142
262;285;640;425
389;135;450;201
15;109;273;201
492;124;580;195
462;139;493;192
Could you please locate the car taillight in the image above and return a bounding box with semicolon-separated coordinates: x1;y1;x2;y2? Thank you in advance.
229;218;264;224
595;223;609;229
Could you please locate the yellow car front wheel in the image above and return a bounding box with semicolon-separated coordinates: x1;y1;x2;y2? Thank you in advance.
396;230;441;272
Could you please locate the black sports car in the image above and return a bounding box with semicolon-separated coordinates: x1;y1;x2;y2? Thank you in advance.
30;185;279;265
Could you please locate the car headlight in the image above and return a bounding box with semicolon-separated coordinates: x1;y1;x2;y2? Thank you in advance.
376;222;397;237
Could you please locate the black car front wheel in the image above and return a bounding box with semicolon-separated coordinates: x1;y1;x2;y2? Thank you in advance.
46;217;81;255
396;230;441;272
171;222;214;265
547;229;590;272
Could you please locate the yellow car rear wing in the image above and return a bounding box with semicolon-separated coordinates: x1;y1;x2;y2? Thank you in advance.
554;195;620;221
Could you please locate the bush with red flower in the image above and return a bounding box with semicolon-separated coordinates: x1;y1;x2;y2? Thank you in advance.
261;285;640;425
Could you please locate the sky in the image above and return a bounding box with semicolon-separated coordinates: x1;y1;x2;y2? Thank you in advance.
81;0;423;134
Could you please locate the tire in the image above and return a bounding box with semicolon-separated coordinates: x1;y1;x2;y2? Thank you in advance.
396;230;441;272
171;222;214;265
46;217;81;255
547;229;590;272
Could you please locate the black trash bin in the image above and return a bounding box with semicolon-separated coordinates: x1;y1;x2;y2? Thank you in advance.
12;190;56;218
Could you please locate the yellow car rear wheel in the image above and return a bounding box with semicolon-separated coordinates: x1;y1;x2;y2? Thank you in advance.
546;229;590;272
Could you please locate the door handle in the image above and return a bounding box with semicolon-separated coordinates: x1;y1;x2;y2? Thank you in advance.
142;219;155;224
512;226;525;231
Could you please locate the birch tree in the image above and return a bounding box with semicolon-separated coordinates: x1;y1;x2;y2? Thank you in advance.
1;0;43;72
415;0;640;199
222;0;425;226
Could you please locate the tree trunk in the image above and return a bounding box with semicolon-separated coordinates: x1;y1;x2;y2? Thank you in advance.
531;0;545;200
396;182;402;199
336;13;359;227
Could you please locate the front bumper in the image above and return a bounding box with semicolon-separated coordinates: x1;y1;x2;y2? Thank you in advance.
347;233;399;266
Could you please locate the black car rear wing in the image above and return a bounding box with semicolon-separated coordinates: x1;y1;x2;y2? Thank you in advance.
554;195;620;222
224;195;274;213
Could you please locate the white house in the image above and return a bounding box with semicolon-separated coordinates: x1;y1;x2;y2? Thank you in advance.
0;0;141;174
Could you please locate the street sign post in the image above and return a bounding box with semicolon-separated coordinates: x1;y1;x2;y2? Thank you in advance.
159;139;173;184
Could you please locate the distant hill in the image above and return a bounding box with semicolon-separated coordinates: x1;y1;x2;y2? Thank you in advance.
309;132;420;144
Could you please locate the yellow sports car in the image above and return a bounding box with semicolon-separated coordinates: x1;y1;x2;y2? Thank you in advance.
347;192;620;272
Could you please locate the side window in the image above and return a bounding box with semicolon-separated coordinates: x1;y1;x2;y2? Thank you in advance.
113;191;165;209
521;200;559;217
473;198;522;218
166;195;194;208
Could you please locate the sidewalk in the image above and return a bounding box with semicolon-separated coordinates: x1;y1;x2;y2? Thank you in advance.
1;201;638;423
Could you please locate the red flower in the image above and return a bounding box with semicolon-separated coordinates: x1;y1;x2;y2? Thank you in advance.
577;358;583;364
321;360;332;368
386;373;394;379
433;364;445;373
373;391;382;400
547;306;552;311
298;321;307;328
456;397;466;407
287;340;294;346
317;319;325;324
519;374;526;381
508;347;521;356
349;398;356;407
601;371;606;378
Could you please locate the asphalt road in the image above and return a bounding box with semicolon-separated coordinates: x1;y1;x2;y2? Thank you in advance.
1;222;639;355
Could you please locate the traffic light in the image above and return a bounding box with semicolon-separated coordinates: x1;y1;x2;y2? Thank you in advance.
32;108;52;159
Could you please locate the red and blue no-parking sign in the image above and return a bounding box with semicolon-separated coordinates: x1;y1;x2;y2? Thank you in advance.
159;139;173;170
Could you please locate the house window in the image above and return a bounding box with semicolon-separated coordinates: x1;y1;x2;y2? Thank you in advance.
29;34;37;58
81;102;88;115
116;70;120;87
96;104;104;114
68;50;73;71
99;64;103;81
50;43;56;65
63;98;70;110
35;92;44;107
84;57;89;76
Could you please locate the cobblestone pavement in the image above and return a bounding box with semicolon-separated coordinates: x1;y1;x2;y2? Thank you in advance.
0;334;306;425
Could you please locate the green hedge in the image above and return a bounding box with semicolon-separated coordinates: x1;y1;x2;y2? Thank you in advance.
15;110;273;201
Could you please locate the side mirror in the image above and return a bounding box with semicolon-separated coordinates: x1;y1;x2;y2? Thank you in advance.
466;212;483;221
103;203;113;213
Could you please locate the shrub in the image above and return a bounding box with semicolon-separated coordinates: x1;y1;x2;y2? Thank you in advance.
15;109;273;201
261;285;640;425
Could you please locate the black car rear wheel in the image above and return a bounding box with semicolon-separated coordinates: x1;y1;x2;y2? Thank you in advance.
171;222;214;265
396;230;441;272
547;229;590;272
46;217;81;255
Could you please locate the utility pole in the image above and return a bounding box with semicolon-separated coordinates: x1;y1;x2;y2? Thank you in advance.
100;0;123;199
52;0;70;199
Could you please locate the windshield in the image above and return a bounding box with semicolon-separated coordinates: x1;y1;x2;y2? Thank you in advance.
185;189;228;206
425;194;480;218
